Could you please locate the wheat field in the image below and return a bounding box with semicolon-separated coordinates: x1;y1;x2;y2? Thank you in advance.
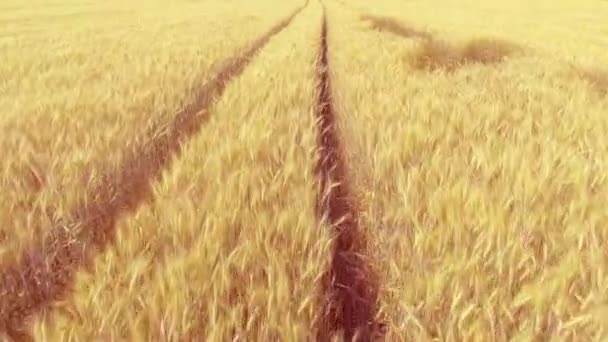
1;0;608;341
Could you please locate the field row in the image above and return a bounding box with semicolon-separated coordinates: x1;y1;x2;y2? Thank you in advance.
0;0;302;264
1;0;608;340
2;2;331;340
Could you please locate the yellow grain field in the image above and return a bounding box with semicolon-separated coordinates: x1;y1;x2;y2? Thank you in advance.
326;0;608;340
29;3;329;340
2;0;608;340
0;0;298;263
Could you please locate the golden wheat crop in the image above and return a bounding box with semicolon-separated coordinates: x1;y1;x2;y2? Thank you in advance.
15;1;330;340
326;0;608;340
2;0;608;340
0;0;298;264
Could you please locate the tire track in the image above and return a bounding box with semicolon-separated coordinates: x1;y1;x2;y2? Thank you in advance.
0;2;307;340
314;7;383;342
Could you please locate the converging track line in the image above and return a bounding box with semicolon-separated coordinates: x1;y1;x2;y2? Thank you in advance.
314;6;383;342
0;2;307;340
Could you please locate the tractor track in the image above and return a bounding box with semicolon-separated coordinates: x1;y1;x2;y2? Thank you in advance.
314;6;383;342
0;2;307;340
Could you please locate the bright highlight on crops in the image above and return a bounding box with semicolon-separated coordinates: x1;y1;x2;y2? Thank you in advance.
1;0;608;340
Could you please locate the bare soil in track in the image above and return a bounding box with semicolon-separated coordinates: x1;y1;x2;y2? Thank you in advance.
314;7;383;342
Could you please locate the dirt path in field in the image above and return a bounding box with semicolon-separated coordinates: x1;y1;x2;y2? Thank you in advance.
314;7;383;342
0;2;307;340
